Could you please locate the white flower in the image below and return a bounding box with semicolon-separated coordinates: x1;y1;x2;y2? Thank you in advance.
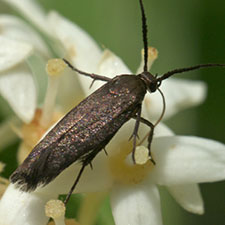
0;36;36;123
108;124;225;225
2;122;224;225
0;0;218;225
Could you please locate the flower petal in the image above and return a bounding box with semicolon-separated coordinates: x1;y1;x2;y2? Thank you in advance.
47;11;102;96
110;183;163;225
150;136;225;185
167;183;204;214
0;15;50;57
47;11;101;72
97;49;131;76
0;36;33;72
0;183;56;225
154;123;174;138
142;78;207;121
57;69;85;113
83;49;132;95
0;64;37;123
1;0;50;34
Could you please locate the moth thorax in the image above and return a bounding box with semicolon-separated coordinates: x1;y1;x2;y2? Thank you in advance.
139;71;158;93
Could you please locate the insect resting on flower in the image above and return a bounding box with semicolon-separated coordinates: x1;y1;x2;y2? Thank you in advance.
10;0;225;205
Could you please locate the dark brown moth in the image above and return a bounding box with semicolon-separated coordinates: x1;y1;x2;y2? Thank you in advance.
10;0;225;205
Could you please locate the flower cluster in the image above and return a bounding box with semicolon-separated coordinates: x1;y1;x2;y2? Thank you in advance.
0;0;225;225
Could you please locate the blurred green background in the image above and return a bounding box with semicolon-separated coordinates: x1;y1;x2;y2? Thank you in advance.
0;0;224;225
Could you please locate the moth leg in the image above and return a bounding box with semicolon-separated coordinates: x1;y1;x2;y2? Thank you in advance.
130;107;142;163
63;58;111;82
64;164;86;205
103;147;108;155
89;162;93;170
132;116;156;164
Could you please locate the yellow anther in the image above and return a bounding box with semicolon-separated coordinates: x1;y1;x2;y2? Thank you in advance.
48;219;80;225
134;146;150;165
46;58;67;76
145;47;158;61
109;142;153;185
137;46;158;73
45;199;65;219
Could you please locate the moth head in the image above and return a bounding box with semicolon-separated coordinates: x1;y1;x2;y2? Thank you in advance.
140;71;161;93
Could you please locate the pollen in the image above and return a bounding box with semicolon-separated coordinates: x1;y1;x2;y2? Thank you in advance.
45;199;65;219
137;46;158;73
48;219;80;225
109;142;154;185
46;58;67;76
145;47;158;70
134;146;150;165
147;47;158;61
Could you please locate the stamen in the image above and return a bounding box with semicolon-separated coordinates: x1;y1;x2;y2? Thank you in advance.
134;146;150;165
45;199;66;225
40;59;66;128
48;219;80;225
47;59;67;76
109;142;153;185
137;47;158;74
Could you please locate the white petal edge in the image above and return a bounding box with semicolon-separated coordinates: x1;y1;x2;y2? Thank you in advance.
97;49;131;76
167;183;204;214
1;0;50;35
47;11;102;96
142;78;207;121
47;11;101;72
150;136;225;185
0;15;50;57
153;123;174;138
0;36;33;72
0;183;57;225
0;63;37;123
140;123;174;150
110;183;163;225
82;49;132;96
57;69;86;113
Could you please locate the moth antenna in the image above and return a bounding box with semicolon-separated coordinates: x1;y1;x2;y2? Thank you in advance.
154;88;166;126
63;58;111;82
158;63;225;81
139;0;148;72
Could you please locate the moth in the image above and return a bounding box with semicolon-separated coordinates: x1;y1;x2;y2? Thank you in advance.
10;0;225;204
